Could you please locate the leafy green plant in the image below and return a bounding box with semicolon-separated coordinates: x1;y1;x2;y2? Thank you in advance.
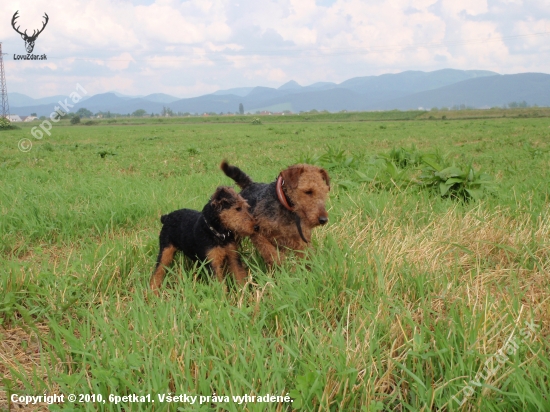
298;145;358;171
251;118;262;125
417;156;494;200
42;142;54;152
297;145;362;189
0;117;11;129
377;145;423;168
289;371;323;409
0;117;19;130
298;145;495;200
71;115;81;125
369;158;412;188
97;150;116;158
523;142;548;159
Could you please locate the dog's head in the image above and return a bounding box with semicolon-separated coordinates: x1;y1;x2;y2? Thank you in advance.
211;186;258;236
279;164;330;228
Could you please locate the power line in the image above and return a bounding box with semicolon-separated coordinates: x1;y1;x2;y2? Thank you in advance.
0;43;10;119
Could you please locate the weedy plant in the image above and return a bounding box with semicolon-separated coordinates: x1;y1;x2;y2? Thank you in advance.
297;145;357;170
355;158;412;190
97;149;117;159
523;142;548;159
298;145;363;189
0;117;19;130
251;118;262;125
376;145;423;168
417;155;495;200
187;147;201;155
299;145;496;200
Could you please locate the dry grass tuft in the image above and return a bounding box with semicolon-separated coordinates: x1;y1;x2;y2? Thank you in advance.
333;204;549;309
0;324;58;411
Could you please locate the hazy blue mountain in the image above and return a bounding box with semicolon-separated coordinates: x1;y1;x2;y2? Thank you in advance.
278;80;302;91
170;94;242;114
10;93;165;116
212;87;255;97
246;88;403;112
245;72;548;112
305;82;338;91
246;87;282;100
10;69;550;117
107;92;144;100
377;73;550;110
69;93;165;114
72;93;129;111
8;92;75;107
143;93;180;104
338;69;498;94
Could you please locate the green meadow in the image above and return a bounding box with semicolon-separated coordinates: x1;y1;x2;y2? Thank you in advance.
1;111;549;411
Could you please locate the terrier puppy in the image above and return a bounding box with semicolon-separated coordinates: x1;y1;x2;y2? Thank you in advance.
150;186;258;293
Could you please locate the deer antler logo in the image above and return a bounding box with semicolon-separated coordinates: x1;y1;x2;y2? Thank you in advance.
11;11;49;54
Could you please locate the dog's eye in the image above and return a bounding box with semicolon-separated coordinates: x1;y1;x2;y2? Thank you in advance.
236;207;242;211
304;190;313;195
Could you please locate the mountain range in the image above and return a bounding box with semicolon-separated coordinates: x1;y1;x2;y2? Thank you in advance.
8;69;550;117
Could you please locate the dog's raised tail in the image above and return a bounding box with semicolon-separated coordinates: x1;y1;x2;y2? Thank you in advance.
220;160;254;189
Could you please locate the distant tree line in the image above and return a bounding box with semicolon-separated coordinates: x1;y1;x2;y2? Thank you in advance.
34;106;298;120
429;101;537;111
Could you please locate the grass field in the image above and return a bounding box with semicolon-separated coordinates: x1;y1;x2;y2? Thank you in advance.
1;112;549;411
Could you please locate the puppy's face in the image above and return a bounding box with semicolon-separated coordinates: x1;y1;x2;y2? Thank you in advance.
281;164;330;228
211;187;258;237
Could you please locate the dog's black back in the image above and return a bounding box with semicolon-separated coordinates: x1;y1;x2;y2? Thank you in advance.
158;203;234;263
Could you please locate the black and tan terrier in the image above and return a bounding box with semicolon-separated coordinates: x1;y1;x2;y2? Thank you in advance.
221;161;330;266
150;186;258;293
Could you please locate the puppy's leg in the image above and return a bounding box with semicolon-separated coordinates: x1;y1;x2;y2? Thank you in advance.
207;247;228;282
226;246;248;285
150;244;177;294
251;233;284;267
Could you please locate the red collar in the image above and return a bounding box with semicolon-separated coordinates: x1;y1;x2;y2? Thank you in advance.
276;174;293;211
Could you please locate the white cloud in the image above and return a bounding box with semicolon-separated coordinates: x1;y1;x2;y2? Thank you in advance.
106;52;136;70
2;0;549;98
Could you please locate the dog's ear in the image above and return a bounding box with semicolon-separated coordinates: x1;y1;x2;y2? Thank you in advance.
280;165;304;189
319;168;330;190
211;187;233;211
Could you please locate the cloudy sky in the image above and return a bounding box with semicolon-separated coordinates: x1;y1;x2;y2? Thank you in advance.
2;0;549;98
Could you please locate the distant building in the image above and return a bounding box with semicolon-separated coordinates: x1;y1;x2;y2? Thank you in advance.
23;116;37;122
7;114;22;122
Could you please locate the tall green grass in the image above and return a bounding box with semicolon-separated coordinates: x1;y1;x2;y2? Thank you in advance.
1;115;548;411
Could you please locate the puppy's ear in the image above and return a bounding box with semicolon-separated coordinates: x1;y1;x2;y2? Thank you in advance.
280;165;304;189
211;187;233;211
319;168;330;190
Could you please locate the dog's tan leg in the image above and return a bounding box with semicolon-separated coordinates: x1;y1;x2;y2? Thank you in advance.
226;247;248;285
207;247;227;282
150;245;177;294
251;233;284;267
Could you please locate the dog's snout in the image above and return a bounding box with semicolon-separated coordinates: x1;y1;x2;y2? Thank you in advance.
318;216;328;225
254;224;260;232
